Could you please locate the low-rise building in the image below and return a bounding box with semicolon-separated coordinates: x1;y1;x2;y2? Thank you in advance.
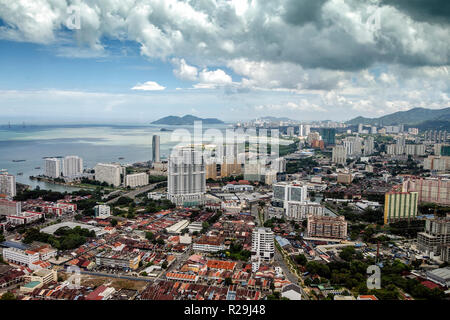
0;265;25;288
85;285;116;300
95;250;141;271
147;192;166;200
306;215;347;240
25;268;57;286
2;247;40;267
337;173;352;184
94;205;111;219
5;211;44;226
193;236;227;252
426;268;450;288
165;219;190;234
188;222;203;234
222;184;254;192
281;284;302;300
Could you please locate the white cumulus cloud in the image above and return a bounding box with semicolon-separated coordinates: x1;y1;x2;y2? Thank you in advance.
131;81;166;91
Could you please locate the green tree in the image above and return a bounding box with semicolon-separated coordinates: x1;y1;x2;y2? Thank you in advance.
1;292;16;300
294;254;307;266
145;232;154;241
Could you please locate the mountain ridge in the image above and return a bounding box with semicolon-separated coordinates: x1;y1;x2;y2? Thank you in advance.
346;107;450;126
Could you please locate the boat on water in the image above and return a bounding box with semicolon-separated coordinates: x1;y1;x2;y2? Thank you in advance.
17;172;23;175
118;157;125;160
35;167;41;169
12;159;26;162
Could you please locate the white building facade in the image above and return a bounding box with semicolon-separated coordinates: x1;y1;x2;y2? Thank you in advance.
2;247;40;267
332;145;347;165
251;228;274;272
62;155;83;177
94;205;111;219
0;172;16;197
44;158;61;178
285;202;325;221
125;172;149;188
94;163;122;187
168;147;206;206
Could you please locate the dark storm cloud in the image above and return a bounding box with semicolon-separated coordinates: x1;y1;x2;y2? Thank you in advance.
282;0;329;26
381;0;450;24
0;0;449;73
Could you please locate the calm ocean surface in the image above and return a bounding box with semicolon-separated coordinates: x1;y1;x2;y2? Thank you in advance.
0;123;224;191
0;123;288;192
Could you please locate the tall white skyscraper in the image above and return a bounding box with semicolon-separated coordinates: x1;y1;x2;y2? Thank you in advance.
251;227;274;272
0;172;16;197
364;137;375;156
94;163;122;187
332;145;347;165
271;157;286;173
44;158;61;178
395;135;406;154
168;147;206;206
304;125;311;136
343;136;362;156
152;135;160;163
62;156;83;177
299;124;304;137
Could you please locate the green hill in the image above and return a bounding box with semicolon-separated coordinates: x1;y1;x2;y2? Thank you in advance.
347;107;450;126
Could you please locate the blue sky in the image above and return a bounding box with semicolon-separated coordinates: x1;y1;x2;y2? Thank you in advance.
0;0;448;124
0;40;184;92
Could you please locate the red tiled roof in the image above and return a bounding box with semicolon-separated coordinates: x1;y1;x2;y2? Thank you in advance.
206;260;237;271
421;280;440;290
166;272;197;281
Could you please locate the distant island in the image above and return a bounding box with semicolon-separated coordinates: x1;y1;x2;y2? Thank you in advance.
152;115;224;125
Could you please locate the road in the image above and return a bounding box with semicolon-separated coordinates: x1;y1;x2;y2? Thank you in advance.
252;202;310;300
274;245;310;300
106;183;159;204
